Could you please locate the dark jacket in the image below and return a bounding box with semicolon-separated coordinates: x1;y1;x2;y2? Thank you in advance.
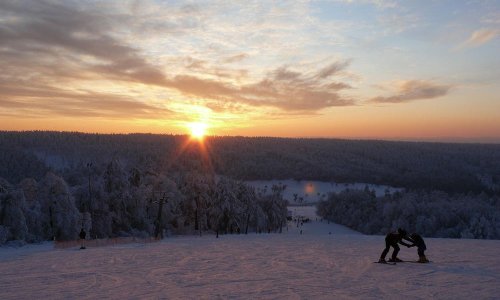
385;232;413;247
79;229;86;240
409;233;426;248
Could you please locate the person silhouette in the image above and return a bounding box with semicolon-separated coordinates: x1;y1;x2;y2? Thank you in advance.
379;228;413;263
408;233;429;263
79;228;86;249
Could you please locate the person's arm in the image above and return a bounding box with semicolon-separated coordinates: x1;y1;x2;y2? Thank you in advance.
400;236;414;247
400;241;412;247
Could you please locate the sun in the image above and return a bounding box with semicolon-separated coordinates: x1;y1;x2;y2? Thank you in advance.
188;122;208;140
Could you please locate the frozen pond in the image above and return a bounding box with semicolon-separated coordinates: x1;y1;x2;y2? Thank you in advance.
246;180;402;204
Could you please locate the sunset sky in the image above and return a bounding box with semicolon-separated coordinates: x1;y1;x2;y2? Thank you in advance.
0;0;499;142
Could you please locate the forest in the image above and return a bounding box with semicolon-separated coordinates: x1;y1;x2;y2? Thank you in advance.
316;189;499;239
0;131;499;244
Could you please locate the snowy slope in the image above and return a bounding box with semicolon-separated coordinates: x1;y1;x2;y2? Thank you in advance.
0;206;499;299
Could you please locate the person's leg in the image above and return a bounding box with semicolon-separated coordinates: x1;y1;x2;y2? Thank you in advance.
380;240;391;260
418;246;428;262
391;244;400;261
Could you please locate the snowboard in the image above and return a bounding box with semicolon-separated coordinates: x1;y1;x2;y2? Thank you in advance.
374;261;396;265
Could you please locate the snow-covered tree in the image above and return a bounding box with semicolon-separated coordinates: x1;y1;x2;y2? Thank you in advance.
37;173;80;240
0;189;28;242
317;189;500;239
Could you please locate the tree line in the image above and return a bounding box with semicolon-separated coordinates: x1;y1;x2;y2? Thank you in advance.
316;188;500;239
1;131;499;244
0;159;288;245
1;131;499;194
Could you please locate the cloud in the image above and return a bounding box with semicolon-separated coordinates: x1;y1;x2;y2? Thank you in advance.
0;0;358;118
273;66;302;81
163;61;355;112
183;56;249;80
0;1;175;118
223;53;249;63
315;60;351;79
376;12;420;34
0;1;169;84
461;28;499;48
369;80;451;104
0;77;172;118
239;63;354;111
333;0;397;9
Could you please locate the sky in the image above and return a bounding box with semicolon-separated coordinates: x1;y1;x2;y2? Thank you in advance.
0;0;499;142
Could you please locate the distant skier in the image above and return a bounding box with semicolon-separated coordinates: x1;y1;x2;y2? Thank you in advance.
378;228;413;263
79;228;86;249
408;233;429;263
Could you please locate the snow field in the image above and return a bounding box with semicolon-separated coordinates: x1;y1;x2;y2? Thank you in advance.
0;207;498;299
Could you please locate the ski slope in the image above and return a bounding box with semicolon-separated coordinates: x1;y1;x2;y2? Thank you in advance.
0;206;499;299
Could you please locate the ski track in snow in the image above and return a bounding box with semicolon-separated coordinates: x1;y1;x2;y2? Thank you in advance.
0;206;499;299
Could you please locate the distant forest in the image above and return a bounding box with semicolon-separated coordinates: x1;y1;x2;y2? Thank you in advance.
317;189;499;239
0;131;499;244
1;131;499;194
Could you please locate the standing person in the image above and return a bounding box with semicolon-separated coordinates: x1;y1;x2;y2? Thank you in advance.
378;228;413;263
79;228;86;249
408;233;429;263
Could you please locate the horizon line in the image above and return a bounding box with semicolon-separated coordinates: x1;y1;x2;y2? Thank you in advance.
1;130;499;145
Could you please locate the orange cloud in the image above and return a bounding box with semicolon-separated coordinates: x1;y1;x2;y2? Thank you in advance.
461;28;499;48
0;1;357;118
369;80;451;104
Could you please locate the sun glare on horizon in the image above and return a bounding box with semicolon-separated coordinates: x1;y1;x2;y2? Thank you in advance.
188;122;208;140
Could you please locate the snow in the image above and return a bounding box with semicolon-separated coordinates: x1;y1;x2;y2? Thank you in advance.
247;179;402;204
287;206;360;235
0;206;499;299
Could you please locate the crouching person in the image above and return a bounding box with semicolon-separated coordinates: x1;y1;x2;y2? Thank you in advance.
409;233;429;263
